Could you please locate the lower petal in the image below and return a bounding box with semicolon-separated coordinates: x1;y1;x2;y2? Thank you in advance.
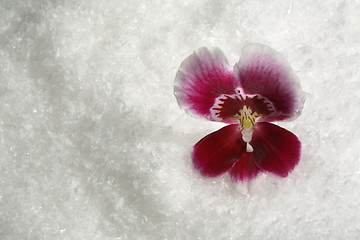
251;122;301;177
228;152;261;181
192;124;245;177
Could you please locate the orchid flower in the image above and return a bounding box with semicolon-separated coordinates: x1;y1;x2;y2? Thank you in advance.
174;44;305;182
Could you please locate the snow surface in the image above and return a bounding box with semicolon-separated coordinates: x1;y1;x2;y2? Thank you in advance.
1;0;360;239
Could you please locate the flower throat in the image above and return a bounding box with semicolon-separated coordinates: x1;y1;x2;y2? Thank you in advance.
234;106;261;152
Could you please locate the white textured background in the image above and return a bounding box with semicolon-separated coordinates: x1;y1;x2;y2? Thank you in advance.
1;0;360;239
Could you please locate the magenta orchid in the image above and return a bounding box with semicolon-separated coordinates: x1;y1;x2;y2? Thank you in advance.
174;43;305;182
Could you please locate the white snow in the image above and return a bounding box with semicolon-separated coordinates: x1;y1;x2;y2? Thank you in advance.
1;0;360;239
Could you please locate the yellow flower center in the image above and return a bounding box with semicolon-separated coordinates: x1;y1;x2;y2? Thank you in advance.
234;106;261;153
234;106;260;130
242;118;253;129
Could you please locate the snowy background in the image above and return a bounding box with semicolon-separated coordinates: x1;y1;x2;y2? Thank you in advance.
1;0;360;239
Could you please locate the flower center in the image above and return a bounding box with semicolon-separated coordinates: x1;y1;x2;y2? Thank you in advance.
234;106;261;153
234;106;261;130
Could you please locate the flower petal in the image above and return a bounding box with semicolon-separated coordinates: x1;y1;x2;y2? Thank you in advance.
234;43;304;122
251;122;301;177
192;124;245;177
228;152;261;182
174;47;235;121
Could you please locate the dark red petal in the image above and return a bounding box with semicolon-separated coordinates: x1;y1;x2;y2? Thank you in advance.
192;124;245;177
174;47;235;122
228;152;261;181
251;122;301;177
234;44;304;122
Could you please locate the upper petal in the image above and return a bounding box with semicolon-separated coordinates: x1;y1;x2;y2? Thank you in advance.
174;47;235;121
192;124;245;177
233;43;304;122
251;122;301;177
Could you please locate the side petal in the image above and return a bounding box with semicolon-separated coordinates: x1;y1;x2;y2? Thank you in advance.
192;124;245;177
251;122;301;177
174;47;235;121
233;43;305;122
228;152;261;182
